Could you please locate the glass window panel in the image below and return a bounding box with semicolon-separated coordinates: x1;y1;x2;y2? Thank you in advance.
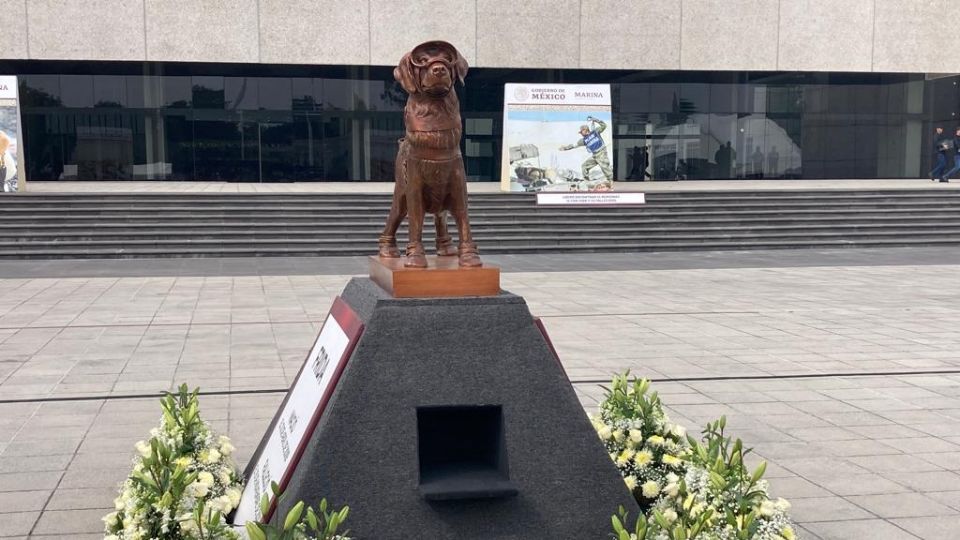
60;75;94;108
93;75;126;108
292;114;325;180
21;112;64;179
364;79;404;112
193;109;242;180
680;83;709;115
162;76;192;108
853;84;883;115
708;114;738;178
679;116;709;179
767;86;801;114
322;79;361;111
825;84;855;113
291;78;320;112
225;77;259;111
192;76;225;109
160;109;194;179
321;114;357;180
20;75;61;107
259;112;296;180
650;84;679;113
618;84;650;113
740;85;764;114
258;78;292;110
710;84;737;113
126;76;145;109
802;85;827;114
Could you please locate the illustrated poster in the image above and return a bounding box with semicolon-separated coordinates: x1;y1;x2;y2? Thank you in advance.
501;83;613;192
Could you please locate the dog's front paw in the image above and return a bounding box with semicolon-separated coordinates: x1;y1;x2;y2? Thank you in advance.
404;252;428;268
458;252;482;267
379;245;401;258
436;241;458;257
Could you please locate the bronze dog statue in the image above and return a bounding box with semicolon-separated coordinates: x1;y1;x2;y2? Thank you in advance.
378;41;481;268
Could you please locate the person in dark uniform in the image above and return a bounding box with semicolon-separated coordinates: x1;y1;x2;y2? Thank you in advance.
939;127;960;183
930;127;951;182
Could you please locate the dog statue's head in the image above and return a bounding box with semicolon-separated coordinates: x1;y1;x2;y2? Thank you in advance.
394;41;468;97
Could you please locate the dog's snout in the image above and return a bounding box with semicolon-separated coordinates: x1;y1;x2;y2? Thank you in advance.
431;64;447;76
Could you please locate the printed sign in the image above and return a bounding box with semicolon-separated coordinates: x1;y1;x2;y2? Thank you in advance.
501;83;613;193
536;192;646;206
232;297;364;525
0;76;22;193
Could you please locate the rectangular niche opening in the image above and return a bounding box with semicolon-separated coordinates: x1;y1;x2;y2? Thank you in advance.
417;405;517;501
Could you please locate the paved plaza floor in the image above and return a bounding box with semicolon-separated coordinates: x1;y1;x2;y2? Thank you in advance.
2;248;960;538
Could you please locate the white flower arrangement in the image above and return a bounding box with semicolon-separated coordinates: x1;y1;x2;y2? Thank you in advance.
599;374;799;540
592;376;691;505
104;385;352;540
104;385;244;540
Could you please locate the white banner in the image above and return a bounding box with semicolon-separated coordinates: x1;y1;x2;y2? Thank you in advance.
0;76;21;192
536;192;646;206
501;83;613;193
232;302;360;525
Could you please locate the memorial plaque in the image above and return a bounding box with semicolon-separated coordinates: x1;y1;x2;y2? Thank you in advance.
232;298;363;525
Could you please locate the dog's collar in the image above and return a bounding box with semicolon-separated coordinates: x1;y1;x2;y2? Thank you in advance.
407;145;461;161
405;113;460;133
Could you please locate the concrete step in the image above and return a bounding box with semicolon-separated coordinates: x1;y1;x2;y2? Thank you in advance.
5;214;960;230
5;189;960;258
3;237;960;259
6;222;960;241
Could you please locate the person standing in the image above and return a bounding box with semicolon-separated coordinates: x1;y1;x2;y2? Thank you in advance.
767;145;780;178
559;116;613;185
930;127;951;182
938;127;960;183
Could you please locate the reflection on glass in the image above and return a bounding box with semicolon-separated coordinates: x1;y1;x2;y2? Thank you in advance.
11;69;955;182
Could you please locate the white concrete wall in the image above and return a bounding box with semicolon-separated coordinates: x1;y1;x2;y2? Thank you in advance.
2;0;957;73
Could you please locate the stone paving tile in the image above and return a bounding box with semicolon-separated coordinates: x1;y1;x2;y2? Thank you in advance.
31;508;110;535
0;511;40;537
1;259;960;537
848;493;956;518
891;516;960;539
0;490;51;513
924;491;960;511
805;519;921;539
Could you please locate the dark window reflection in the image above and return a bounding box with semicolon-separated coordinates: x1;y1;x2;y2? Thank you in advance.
93;76;126;108
192;77;225;109
9;64;955;182
60;75;94;108
226;78;258;111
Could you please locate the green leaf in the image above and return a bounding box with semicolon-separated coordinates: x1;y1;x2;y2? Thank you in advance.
750;461;767;485
245;522;267;540
284;501;305;531
306;507;319;531
259;493;270;520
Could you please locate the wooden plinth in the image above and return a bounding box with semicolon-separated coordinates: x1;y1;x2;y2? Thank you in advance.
369;256;500;298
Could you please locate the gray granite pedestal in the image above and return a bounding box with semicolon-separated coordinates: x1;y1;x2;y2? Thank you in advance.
272;277;636;539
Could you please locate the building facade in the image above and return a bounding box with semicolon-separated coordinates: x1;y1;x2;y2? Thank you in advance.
1;0;958;183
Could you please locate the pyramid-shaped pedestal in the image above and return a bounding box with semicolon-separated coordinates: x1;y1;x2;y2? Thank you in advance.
271;277;636;539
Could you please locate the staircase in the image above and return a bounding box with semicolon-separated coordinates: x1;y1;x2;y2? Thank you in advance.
2;189;960;258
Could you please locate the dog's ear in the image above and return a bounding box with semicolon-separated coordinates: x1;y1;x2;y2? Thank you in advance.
394;53;418;94
454;52;469;86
